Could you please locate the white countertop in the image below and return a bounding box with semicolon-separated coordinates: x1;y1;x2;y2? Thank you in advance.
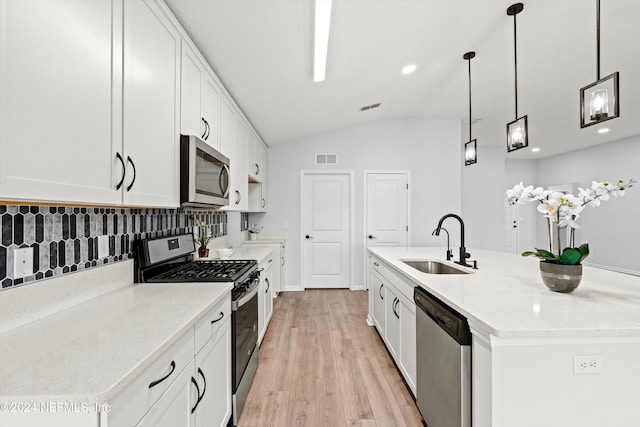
198;246;274;264
369;247;640;339
0;282;232;404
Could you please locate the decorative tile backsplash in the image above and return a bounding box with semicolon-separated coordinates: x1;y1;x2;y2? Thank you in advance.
0;205;227;290
240;212;249;232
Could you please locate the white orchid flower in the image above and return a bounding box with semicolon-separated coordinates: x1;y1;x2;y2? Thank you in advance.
559;214;581;229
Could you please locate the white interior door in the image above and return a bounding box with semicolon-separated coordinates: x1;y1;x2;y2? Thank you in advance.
301;172;351;288
504;205;519;253
366;172;409;247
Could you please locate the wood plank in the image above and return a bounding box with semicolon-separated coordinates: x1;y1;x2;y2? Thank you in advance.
237;289;423;426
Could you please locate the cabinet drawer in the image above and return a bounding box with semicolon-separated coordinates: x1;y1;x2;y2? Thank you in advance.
108;329;195;427
195;293;231;354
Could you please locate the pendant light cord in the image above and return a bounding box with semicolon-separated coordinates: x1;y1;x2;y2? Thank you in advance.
596;0;601;80
513;12;519;119
468;57;472;141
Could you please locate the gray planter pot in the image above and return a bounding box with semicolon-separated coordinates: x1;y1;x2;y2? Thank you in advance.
539;261;583;293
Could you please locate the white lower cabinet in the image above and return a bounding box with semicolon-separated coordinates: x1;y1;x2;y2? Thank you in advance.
371;271;386;333
384;285;400;359
106;294;232;427
243;241;286;294
258;257;274;344
193;317;232;427
368;257;416;396
137;359;196;427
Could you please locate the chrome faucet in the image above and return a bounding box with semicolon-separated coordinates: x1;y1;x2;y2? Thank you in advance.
434;214;472;267
432;227;453;261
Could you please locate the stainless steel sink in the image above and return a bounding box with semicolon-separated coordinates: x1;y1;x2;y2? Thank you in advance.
401;260;470;275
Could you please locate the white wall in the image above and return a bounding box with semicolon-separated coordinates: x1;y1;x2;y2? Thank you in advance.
462;146;505;253
260;118;462;290
535;135;640;274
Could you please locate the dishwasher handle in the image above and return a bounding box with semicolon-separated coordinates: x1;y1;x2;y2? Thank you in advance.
414;287;471;345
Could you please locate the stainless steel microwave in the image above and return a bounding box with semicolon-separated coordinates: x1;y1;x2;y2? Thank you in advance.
180;135;230;208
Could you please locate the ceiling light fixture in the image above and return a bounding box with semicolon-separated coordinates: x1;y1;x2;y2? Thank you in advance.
313;0;333;82
402;64;417;75
531;147;541;153
506;3;528;153
463;51;477;166
580;0;619;128
598;128;610;134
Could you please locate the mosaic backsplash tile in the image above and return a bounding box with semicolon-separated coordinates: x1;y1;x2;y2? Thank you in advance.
0;205;227;290
240;212;249;232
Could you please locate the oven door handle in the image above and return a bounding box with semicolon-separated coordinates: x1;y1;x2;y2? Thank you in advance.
232;279;260;311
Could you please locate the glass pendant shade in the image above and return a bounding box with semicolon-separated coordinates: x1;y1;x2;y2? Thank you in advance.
464;139;477;165
580;72;619;128
507;115;528;152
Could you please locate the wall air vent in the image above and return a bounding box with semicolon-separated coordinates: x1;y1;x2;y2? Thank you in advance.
360;103;381;111
315;153;337;165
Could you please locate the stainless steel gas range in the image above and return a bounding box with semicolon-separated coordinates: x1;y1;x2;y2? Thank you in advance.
134;233;259;426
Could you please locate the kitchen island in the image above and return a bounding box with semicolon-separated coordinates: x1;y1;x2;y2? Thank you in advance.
368;247;640;427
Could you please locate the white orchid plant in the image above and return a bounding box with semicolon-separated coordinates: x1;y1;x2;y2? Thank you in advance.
506;179;636;265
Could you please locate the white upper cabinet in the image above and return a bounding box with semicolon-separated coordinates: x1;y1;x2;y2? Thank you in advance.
122;0;181;207
0;0;121;205
220;97;248;211
180;41;220;151
247;132;266;182
180;42;204;139
203;74;221;152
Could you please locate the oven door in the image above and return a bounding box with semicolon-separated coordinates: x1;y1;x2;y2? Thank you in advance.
231;280;259;391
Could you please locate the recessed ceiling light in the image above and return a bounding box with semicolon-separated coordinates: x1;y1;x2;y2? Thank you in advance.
597;128;610;134
313;0;333;82
402;64;417;75
531;147;540;153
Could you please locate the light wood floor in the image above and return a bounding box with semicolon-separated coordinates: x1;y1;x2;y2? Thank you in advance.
238;289;424;426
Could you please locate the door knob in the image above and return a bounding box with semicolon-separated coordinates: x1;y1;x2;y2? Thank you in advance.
368;235;377;239
305;235;313;239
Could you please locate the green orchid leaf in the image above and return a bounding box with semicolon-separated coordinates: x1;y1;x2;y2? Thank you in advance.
578;243;590;263
522;249;560;262
560;248;582;265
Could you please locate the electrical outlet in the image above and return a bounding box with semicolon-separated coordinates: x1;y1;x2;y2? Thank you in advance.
13;247;34;279
573;355;603;375
98;235;109;259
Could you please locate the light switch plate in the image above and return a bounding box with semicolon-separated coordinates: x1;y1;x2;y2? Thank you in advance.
13;247;34;279
98;235;109;259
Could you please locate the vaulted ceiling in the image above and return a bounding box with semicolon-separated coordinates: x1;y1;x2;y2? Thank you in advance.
165;0;640;159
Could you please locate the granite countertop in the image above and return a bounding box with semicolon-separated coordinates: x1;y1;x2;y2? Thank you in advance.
369;247;640;339
0;282;232;404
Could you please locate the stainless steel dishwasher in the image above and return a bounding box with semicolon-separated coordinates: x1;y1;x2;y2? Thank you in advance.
414;287;471;427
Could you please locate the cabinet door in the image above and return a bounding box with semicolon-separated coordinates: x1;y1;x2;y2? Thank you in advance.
232;116;249;211
371;272;386;334
122;0;180;207
180;41;204;138
136;359;196;427
256;141;268;211
194;321;232;427
385;286;400;359
399;298;417;395
219;97;235;159
0;0;121;205
264;268;274;326
278;244;286;293
257;272;266;343
246;132;257;179
202;73;221;150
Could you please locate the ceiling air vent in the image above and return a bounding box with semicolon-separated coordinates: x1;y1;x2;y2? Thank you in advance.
360;102;381;111
315;153;337;165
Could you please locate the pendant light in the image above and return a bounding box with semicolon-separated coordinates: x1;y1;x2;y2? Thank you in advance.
463;51;477;166
580;0;619;128
506;3;528;153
